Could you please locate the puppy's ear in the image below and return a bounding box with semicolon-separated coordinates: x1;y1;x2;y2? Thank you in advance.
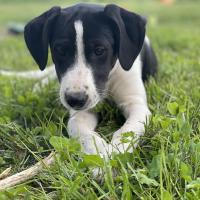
24;6;61;71
104;4;146;70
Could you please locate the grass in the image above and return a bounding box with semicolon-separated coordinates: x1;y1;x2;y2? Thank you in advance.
0;0;200;199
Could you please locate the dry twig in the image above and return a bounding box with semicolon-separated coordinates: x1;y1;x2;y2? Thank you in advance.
0;167;12;180
0;152;55;191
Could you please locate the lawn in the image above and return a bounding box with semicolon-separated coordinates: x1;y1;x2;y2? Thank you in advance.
0;0;200;199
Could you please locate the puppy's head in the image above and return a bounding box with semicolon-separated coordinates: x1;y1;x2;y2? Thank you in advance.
24;4;146;111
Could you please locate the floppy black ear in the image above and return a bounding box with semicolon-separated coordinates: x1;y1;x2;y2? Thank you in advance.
24;6;61;71
104;4;146;70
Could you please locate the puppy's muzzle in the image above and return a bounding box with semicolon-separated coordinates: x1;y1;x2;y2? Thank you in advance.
64;92;88;110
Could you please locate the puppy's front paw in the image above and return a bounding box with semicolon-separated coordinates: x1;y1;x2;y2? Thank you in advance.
81;136;110;159
91;167;104;182
109;128;140;155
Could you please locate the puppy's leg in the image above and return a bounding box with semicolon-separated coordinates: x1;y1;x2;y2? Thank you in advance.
108;59;151;154
110;100;151;154
67;110;109;158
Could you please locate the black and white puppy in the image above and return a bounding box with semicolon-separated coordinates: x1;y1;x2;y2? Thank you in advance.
24;3;157;157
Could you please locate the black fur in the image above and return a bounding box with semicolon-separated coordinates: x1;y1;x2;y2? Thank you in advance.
104;4;146;70
24;3;157;85
141;41;158;81
24;7;61;71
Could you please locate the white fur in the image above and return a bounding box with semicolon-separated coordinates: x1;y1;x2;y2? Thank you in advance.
59;21;100;110
1;20;151;158
67;51;151;157
107;56;151;154
61;21;108;158
68;110;109;157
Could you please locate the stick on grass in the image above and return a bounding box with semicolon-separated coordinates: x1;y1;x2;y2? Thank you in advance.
0;152;55;191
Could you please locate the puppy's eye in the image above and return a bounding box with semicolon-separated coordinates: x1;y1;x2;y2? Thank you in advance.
94;46;105;56
54;46;66;56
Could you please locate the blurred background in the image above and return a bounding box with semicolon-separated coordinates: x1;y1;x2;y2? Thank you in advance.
0;1;200;197
0;0;199;72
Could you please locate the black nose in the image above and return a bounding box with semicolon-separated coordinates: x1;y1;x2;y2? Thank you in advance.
65;92;88;109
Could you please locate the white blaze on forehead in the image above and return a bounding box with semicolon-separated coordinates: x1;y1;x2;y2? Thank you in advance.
74;20;85;64
59;20;100;110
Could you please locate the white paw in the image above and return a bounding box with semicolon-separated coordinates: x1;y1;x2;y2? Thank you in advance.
79;132;110;158
91;167;104;182
109;127;140;155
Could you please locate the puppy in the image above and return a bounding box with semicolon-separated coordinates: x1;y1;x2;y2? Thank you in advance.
23;3;157;158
